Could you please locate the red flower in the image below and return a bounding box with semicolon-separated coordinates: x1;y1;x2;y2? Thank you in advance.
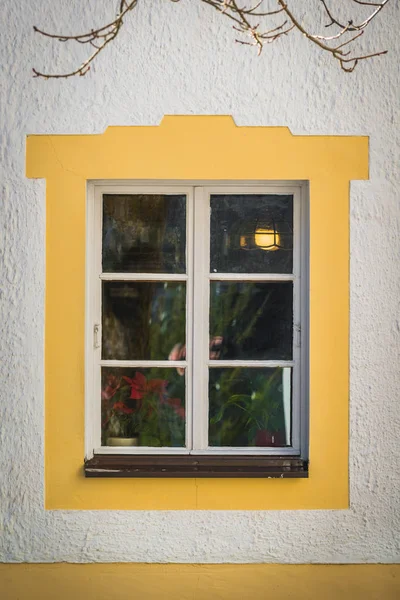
166;398;181;408
147;378;168;396
123;372;167;400
101;374;120;401
112;401;134;415
122;372;146;400
164;397;185;420
174;406;185;419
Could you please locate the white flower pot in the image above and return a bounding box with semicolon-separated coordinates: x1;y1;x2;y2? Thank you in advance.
106;437;139;447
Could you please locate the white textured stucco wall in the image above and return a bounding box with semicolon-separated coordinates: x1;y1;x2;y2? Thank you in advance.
0;0;399;564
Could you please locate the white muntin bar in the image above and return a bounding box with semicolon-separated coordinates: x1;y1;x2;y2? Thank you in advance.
95;446;300;456
100;360;187;369
207;360;294;368
191;447;300;456
96;446;190;455
100;273;188;281
209;273;294;281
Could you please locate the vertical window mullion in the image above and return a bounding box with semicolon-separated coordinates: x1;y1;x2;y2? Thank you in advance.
185;188;194;451
299;183;309;459
92;186;103;453
291;187;302;452
192;187;210;451
85;184;95;459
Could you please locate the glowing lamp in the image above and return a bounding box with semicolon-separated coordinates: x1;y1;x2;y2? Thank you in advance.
254;228;281;251
240;235;248;248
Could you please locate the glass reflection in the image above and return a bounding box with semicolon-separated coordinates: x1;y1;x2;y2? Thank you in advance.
210;282;293;360
102;281;186;360
210;195;293;273
102;194;186;273
101;367;185;447
209;367;291;447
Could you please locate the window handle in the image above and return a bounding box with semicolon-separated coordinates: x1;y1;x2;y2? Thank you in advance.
294;324;301;348
94;324;100;349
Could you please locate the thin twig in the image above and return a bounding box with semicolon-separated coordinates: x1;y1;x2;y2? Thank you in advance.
320;0;388;31
33;0;137;79
277;0;388;72
32;0;390;78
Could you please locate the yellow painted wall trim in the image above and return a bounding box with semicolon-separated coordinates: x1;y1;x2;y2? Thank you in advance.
26;116;368;510
1;564;399;600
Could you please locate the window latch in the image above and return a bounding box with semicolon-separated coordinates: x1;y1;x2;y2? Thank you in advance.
294;324;301;348
93;324;100;349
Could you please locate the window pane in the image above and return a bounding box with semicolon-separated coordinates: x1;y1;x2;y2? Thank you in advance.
101;367;186;447
102;194;186;273
102;281;186;360
209;367;291;447
210;282;293;360
210;195;293;273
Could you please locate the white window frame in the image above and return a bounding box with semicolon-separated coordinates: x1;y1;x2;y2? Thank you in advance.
85;181;309;459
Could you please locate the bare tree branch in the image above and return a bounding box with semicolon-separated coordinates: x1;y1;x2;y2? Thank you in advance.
277;0;388;73
33;0;390;79
33;0;138;78
320;0;389;31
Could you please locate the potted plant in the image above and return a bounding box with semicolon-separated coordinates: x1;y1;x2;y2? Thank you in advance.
101;370;185;447
101;373;139;446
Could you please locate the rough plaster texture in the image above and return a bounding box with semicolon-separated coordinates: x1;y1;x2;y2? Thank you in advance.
0;0;399;564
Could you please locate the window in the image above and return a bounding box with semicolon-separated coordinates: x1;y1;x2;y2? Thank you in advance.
27;117;366;507
85;182;308;477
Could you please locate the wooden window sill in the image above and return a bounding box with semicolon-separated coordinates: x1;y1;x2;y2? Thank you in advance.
84;455;308;478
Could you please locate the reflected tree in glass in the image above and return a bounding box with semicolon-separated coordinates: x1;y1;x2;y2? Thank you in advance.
102;194;186;273
209;368;290;447
102;281;186;360
210;282;293;361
